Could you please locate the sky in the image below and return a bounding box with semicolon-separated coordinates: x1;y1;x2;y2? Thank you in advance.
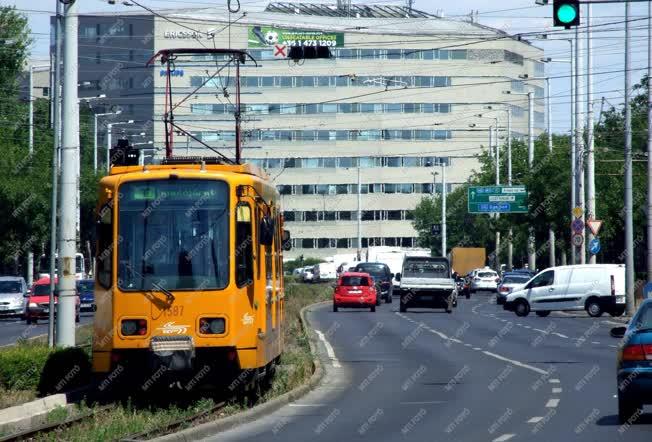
4;0;650;135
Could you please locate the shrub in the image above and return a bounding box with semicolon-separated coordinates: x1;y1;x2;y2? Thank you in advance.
0;343;52;391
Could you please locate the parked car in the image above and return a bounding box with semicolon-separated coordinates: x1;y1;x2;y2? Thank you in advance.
610;299;652;423
312;262;338;283
0;276;28;318
504;264;626;318
496;273;532;305
301;268;314;283
25;277;80;324
332;272;377;312
353;262;393;305
511;268;536;279
76;279;96;312
470;268;500;293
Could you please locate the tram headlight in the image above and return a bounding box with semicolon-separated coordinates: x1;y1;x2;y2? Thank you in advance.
199;318;225;335
121;319;147;336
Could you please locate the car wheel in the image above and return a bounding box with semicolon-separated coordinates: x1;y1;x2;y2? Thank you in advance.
618;393;641;425
371;306;376;313
399;302;407;313
535;311;551;317
466;293;471;299
333;304;338;312
515;299;530;317
586;299;603;318
26;317;33;325
610;309;625;317
388;293;393;304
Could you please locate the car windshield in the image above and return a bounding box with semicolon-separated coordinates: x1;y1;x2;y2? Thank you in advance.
403;259;449;278
33;284;52;296
0;281;21;293
478;272;497;278
502;276;529;284
341;276;370;286
118;179;230;291
77;281;94;291
356;265;386;278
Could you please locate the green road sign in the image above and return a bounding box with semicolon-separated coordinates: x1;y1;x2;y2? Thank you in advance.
468;186;528;214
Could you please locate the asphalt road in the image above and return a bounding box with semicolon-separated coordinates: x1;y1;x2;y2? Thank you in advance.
202;292;652;442
0;312;94;346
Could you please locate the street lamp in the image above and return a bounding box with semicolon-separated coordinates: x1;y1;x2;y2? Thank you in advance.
106;120;134;172
504;89;536;269
93;110;122;173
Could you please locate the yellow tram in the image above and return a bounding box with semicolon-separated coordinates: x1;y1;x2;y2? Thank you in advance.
91;158;290;391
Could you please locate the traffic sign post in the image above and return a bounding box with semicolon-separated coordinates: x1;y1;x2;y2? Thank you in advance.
589;238;601;255
467;186;528;214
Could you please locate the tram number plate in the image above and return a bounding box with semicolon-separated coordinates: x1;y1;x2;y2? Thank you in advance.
164;306;184;317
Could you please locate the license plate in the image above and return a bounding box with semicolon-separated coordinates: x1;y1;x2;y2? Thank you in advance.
420;296;433;301
43;309;49;314
81;303;91;308
348;290;362;294
0;305;9;310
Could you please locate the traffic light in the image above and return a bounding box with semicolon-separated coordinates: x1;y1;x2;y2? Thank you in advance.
553;0;580;29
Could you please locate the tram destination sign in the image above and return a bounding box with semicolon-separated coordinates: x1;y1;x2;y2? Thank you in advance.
467;185;528;214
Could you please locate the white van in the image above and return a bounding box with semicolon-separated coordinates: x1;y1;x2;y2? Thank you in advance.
312;263;337;283
503;264;626;318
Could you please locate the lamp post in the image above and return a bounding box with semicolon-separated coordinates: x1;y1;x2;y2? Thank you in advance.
93;110;121;173
106;120;134;172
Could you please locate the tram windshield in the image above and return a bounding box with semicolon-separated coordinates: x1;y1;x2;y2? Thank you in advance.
117;179;229;291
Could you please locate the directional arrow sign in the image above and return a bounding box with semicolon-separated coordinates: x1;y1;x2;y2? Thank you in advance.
587;219;603;236
467;185;527;214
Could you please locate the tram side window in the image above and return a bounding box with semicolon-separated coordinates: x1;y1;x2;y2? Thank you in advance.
96;199;113;288
236;204;254;287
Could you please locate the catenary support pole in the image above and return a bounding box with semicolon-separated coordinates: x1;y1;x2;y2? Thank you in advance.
647;0;652;283
546;77;555;267
527;91;536;270
587;3;596;264
57;0;80;347
625;1;635;315
507;108;513;271
442;163;447;258
357;166;362;261
48;0;63;348
575;21;586;264
570;38;576;265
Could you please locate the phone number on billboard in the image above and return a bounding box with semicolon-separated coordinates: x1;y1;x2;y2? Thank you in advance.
283;40;339;47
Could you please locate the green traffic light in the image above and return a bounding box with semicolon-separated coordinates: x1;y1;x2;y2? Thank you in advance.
556;4;577;24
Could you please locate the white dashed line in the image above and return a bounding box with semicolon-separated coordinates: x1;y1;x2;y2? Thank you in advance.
315;329;341;368
533;328;548;334
482;350;548;375
591;341;600;345
546;399;560;408
553;333;568;339
524;326;532;329
552;387;562;394
493;434;516;442
473;347;482;351
400;401;445;405
527;417;544;423
288;403;326;407
549;379;560;384
608;345;618;348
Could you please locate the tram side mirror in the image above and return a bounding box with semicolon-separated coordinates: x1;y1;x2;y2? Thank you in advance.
259;216;274;246
282;230;292;251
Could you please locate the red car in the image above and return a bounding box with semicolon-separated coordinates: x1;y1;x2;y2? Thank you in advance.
25;277;79;325
333;272;377;312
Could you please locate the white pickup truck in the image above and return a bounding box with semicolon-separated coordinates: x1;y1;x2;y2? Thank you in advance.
396;256;457;313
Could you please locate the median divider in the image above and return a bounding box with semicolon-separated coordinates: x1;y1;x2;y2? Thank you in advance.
151;300;331;442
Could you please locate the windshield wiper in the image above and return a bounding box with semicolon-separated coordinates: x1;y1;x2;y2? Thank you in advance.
125;263;175;303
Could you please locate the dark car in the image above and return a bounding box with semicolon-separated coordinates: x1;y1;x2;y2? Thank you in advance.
76;279;95;312
611;299;652;423
353;262;393;305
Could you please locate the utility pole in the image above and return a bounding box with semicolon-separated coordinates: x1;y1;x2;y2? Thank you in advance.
442;163;447;258
57;0;80;347
586;2;596;265
507;108;513;271
527;91;536;270
647;0;652;284
575;21;586;265
48;0;63;348
94;110;121;173
494;120;500;271
625;0;635;316
357;166;362;261
546;77;556;267
27;65;34;288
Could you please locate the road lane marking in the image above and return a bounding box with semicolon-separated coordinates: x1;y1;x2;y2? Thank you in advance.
524;326;532;329
545;399;560;408
315;330;341;368
591;341;600;345
482;350;548;375
473;347;482;351
527;417;543;423
549;379;560;384
533;328;548;334
288;403;326;407
608;345;618;348
493;434;515;442
400;401;445;405
552;387;562;394
552;333;568;339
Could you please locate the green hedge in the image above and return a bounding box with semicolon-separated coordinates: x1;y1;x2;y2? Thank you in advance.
0;343;91;394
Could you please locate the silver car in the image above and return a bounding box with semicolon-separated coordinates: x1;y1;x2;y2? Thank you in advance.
470;269;500;292
496;274;531;305
0;276;28;317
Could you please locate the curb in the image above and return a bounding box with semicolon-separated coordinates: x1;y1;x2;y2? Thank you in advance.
151;301;330;442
